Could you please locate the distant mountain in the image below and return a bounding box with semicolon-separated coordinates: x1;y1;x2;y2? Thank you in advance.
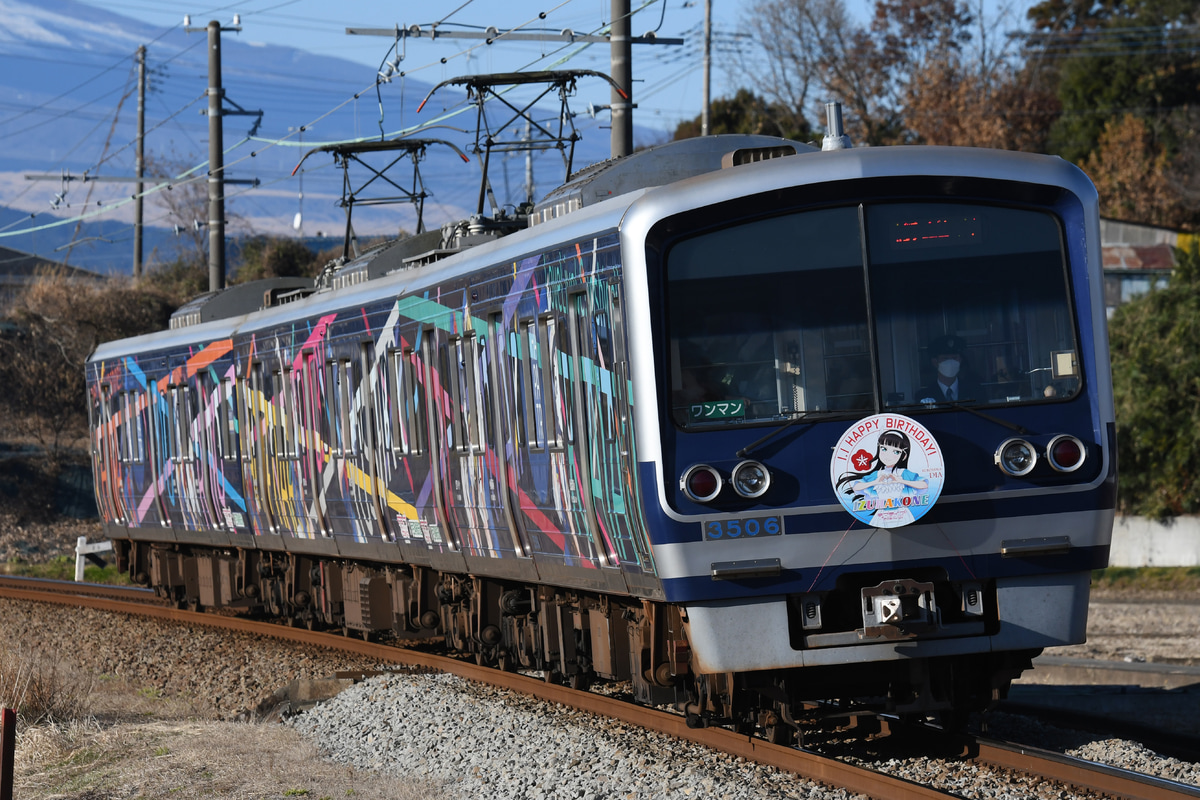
0;0;655;274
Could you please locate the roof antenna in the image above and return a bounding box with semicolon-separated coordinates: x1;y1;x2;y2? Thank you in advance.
822;102;852;151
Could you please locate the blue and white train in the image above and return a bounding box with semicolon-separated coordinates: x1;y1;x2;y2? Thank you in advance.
87;130;1114;734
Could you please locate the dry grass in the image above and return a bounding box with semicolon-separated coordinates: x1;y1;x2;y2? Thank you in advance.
0;648;91;726
6;662;447;799
17;714;444;799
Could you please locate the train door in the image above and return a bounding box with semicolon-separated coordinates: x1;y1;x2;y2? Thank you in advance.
385;336;442;549
266;363;312;536
146;380;183;529
216;375;251;534
167;380;202;529
126;382;170;528
442;325;522;559
241;364;279;535
359;342;395;542
114;387;143;525
418;328;460;553
298;350;332;537
192;371;228;532
324;345;381;542
93;383;126;524
569;281;653;571
487;311;533;558
565;288;620;568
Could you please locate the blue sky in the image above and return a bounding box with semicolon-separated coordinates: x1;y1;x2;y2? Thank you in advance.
77;0;764;134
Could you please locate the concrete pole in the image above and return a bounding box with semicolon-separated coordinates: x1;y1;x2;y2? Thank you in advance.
701;0;712;136
610;0;633;158
134;45;146;281
206;20;226;292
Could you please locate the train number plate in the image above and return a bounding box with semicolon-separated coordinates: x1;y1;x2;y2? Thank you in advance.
703;516;783;541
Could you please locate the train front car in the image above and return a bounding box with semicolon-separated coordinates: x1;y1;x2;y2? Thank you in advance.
623;146;1114;728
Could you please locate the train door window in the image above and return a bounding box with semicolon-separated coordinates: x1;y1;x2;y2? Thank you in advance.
461;333;483;452
521;318;546;452
147;382;165;465
542;315;568;449
169;385;192;463
99;384;115;461
238;374;255;461
272;368;299;460
360;341;379;460
443;336;463;452
608;285;630;453
219;378;237;460
116;390;132;463
131;391;147;463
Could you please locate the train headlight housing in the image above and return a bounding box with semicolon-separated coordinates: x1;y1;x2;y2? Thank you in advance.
995;438;1037;477
1047;434;1086;473
681;464;722;503
731;460;771;499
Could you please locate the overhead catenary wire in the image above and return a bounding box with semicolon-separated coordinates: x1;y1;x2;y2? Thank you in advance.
2;0;668;243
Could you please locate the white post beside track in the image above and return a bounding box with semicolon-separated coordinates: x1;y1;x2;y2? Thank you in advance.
75;536;113;582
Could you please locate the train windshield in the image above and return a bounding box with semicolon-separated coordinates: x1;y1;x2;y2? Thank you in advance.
666;202;1079;428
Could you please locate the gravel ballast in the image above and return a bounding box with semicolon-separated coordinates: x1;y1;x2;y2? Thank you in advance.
5;592;1200;799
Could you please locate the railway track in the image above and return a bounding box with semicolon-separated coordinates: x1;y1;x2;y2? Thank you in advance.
3;575;1197;800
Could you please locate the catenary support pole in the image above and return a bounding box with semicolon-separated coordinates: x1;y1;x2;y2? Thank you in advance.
134;45;146;281
610;0;633;158
206;20;226;292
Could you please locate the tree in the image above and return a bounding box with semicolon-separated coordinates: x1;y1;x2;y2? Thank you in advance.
0;272;176;464
1025;0;1200;163
742;0;978;145
1108;242;1200;518
1081;113;1194;228
232;236;320;284
672;89;813;142
903;57;1061;151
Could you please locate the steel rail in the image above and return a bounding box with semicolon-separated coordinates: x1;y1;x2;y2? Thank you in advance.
969;738;1200;800
4;579;1199;800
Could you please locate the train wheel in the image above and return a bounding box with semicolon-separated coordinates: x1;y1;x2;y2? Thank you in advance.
568;672;592;691
765;724;794;746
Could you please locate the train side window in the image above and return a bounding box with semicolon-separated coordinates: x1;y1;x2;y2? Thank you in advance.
399;346;425;455
521;319;545;452
327;358;354;456
220;378;237;460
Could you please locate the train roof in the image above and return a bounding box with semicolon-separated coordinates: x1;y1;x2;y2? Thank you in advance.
91;143;1097;365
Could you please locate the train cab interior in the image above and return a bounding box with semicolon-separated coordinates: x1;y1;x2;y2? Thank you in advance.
666;201;1083;428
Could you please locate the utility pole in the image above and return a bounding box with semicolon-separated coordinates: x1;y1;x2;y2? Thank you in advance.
133;45;146;280
610;0;633;158
186;15;243;292
205;20;226;293
701;0;712;136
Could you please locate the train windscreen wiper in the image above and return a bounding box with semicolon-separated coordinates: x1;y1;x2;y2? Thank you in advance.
736;412;813;459
893;399;1030;435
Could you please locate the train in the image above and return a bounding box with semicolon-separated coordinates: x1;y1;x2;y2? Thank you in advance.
86;126;1115;737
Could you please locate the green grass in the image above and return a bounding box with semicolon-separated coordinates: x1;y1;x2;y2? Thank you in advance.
1092;566;1200;591
3;554;132;585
